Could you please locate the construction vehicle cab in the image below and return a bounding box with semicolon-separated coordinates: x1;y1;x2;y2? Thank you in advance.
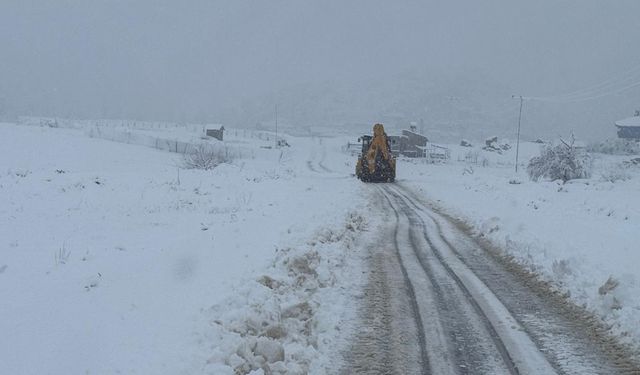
356;124;396;182
359;135;372;154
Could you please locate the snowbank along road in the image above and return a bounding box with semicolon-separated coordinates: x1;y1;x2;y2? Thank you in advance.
345;183;640;375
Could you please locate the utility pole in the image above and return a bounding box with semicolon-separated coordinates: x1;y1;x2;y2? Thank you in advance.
275;104;278;148
513;95;524;173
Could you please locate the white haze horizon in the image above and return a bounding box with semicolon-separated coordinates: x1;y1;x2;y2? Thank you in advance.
1;0;640;141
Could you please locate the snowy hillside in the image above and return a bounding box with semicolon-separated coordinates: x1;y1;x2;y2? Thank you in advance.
2;121;640;373
0;123;369;374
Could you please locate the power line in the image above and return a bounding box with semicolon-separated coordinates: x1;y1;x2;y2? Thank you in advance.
526;62;640;103
528;79;640;103
509;64;640;174
529;63;640;101
532;65;640;101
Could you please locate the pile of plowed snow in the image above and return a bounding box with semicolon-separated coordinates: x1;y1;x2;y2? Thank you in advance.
200;213;367;374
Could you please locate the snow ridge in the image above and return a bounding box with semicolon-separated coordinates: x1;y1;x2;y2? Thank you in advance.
199;213;367;375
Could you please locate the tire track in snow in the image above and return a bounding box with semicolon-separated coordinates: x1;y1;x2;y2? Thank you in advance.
345;184;526;374
383;185;545;374
383;185;525;374
375;183;640;374
318;145;333;173
396;183;640;374
305;137;333;174
344;190;429;375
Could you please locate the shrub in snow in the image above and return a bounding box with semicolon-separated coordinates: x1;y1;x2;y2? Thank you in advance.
598;276;619;296
527;137;592;182
55;245;71;265
598;276;623;311
183;143;230;170
13;169;31;178
587;139;640;155
600;164;631;183
623;157;640;167
551;259;572;281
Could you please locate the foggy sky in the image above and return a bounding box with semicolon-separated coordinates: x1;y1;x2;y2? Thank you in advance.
1;1;640;138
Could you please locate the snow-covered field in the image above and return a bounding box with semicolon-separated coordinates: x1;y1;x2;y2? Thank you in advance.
2;120;640;373
0;122;368;374
400;141;640;354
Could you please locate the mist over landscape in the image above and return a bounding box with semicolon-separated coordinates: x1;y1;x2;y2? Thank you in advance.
5;3;640;374
2;1;640;140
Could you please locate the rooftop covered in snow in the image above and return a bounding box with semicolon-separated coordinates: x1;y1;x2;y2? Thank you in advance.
615;116;640;127
615;116;640;139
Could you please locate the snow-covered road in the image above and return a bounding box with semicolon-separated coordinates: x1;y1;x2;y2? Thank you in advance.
345;183;639;374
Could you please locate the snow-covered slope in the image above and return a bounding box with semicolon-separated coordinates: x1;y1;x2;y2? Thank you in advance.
0;123;367;374
3;121;640;373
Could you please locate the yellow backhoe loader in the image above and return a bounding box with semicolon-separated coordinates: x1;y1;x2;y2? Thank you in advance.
356;123;396;182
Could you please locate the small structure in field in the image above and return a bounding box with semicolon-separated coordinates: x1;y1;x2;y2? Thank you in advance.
206;125;225;141
615;115;640;140
388;129;429;157
426;143;451;161
400;129;429;157
483;136;512;154
387;135;402;156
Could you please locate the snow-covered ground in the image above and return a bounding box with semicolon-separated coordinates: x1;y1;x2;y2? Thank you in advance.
3;120;640;373
0;122;368;374
399;141;640;354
